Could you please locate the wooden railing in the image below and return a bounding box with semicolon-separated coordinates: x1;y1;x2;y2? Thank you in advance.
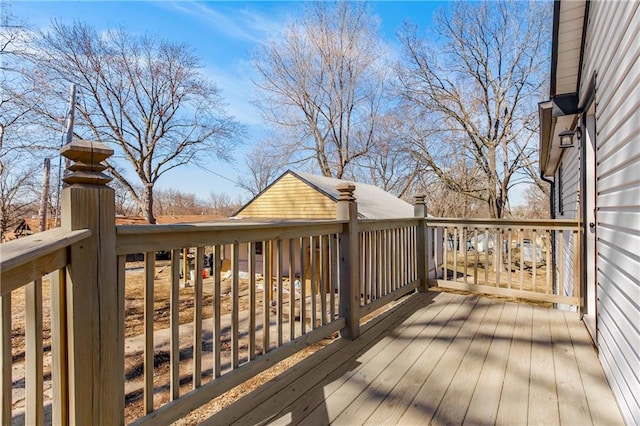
358;219;421;316
427;218;581;306
0;226;91;424
116;220;347;425
0;140;581;424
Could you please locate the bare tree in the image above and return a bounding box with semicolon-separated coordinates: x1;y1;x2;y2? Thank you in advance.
0;156;37;241
209;192;242;217
253;1;387;179
238;141;288;197
0;6;52;169
153;188;211;216
352;112;422;199
397;1;551;218
34;22;243;223
512;183;550;219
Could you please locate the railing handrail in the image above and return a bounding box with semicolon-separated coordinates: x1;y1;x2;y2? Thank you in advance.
359;217;421;232
116;220;346;255
0;228;91;295
426;217;580;229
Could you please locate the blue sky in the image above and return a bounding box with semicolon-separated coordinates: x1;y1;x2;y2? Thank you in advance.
12;1;445;201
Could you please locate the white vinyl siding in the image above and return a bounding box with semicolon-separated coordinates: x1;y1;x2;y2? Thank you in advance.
557;155;581;219
580;1;640;423
555;151;581;304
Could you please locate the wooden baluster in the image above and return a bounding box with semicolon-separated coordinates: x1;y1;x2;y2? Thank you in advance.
193;247;204;388
546;231;552;295
50;269;68;425
299;237;307;336
507;229;512;289
144;252;155;413
262;241;271;352
170;249;180;400
232;242;240;368
0;295;11;425
213;245;221;377
25;278;44;426
310;236;317;330
276;239;283;347
288;239;295;341
248;242;256;360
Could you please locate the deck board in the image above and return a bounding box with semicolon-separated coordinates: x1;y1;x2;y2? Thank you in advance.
203;291;625;426
364;293;473;425
396;295;488;425
496;302;533;425
464;300;517;424
335;293;471;425
551;309;593;425
527;306;560;425
432;299;502;425
306;292;462;425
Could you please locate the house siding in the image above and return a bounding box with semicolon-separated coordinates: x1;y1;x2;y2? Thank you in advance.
236;174;337;219
555;152;581;303
580;1;640;423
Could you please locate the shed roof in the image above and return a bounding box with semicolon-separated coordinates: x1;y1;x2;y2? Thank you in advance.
293;171;414;219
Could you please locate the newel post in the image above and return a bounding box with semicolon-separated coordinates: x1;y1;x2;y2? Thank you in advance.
60;140;123;425
414;194;429;292
337;183;360;339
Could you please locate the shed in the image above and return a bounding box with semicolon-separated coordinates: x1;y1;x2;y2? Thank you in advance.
234;170;414;220
230;170;440;281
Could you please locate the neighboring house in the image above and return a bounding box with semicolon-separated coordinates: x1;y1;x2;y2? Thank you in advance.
538;1;639;423
10;217;59;239
232;170;441;278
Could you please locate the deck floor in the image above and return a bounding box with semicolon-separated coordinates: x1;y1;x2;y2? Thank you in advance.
205;291;624;425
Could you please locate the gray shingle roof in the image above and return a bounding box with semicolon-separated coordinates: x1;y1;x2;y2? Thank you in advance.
292;171;414;219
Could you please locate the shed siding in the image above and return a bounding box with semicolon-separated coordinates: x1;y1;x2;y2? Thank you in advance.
237;174;336;219
581;1;640;423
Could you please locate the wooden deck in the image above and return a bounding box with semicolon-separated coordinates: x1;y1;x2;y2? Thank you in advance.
205;291;624;425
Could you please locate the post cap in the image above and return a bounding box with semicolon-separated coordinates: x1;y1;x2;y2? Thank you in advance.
61;139;113;185
336;182;356;202
414;194;427;205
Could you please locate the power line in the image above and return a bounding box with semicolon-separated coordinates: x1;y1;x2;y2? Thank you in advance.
197;164;242;186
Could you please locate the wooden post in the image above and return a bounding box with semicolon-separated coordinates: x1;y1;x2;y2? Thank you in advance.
60;140;123;425
414;194;428;292
337;183;360;339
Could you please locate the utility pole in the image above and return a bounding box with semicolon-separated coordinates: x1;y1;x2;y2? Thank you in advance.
54;84;76;225
38;158;51;232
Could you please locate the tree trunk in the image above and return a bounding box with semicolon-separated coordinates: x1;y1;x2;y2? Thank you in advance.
143;184;156;224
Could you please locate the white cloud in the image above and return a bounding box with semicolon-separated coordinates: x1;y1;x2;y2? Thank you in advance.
155;1;287;44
